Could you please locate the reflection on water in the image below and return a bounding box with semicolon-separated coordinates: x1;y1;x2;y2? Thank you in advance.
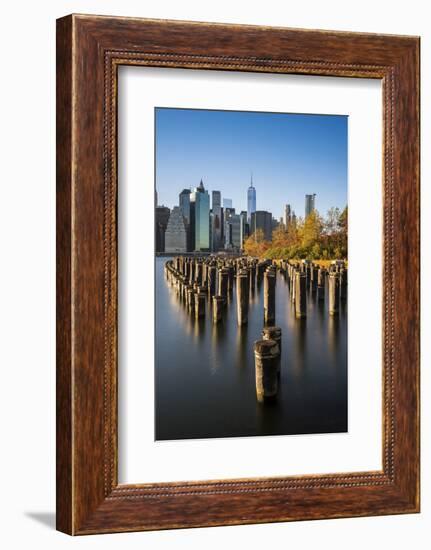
155;257;347;441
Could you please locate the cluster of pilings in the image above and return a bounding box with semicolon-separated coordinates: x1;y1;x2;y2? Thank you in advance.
164;256;347;403
282;259;347;317
164;255;273;325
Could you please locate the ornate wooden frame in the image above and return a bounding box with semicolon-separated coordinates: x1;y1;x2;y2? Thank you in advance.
56;14;420;534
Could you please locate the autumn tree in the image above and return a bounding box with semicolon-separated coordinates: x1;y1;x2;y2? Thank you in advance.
243;229;269;258
301;211;323;249
242;207;347;260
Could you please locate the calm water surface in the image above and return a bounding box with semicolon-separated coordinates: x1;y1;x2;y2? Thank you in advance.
155;257;347;440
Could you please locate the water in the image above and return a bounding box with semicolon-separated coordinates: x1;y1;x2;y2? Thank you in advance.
155;257;347;441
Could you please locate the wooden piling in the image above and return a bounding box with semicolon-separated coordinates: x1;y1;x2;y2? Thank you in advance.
212;295;224;323
218;267;229;299
186;288;195;311
194;292;206;319
262;326;282;375
329;272;340;315
264;270;276;325
254;339;280;402
236;273;248;326
310;265;318;293
189;261;195;285
249;263;256;291
207;265;217;296
317;268;326;302
195;262;202;285
262;326;282;351
340;268;347;301
295;271;307;318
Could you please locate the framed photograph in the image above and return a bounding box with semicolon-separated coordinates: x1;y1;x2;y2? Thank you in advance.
56;14;420;534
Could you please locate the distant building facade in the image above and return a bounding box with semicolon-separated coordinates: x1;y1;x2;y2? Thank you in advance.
222;198;233;209
155;206;170;253
305;194;316;217
190;179;210;251
251;210;272;241
165;207;187;253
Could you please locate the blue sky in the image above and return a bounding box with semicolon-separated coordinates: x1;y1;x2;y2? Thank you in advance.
155;108;347;220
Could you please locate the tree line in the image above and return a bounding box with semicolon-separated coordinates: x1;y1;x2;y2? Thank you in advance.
243;206;348;260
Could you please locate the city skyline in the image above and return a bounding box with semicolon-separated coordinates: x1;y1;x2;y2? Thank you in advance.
155;107;348;219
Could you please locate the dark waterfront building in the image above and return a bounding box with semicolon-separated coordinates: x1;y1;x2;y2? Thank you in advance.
155;206;170;252
284;204;292;228
251;210;273;241
179;189;191;223
211;190;222;252
179;189;191;251
239;210;249;248
305;193;316;217
190;179;210;252
224;210;241;250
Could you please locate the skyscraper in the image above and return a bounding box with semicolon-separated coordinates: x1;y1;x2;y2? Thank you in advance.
211;190;222;252
284;204;292;228
179;189;191;224
305;194;316;217
223;198;233;209
250;210;272;241
230;214;241;249
179;189;192;251
155;206;170;253
165;207;187;253
247;176;256;223
190;179;210;251
239;210;249;248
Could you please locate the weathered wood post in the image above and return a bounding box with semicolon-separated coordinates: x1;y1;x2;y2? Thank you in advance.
212;295;224;323
184;285;191;306
257;262;266;284
340;268;347;301
186;287;195;312
207;265;217;296
218;267;229;300
249;263;256;291
201;262;208;289
328;272;340;315
236;273;248;326
317;267;326;302
295;271;307;318
310;264;318;293
184;259;190;281
290;268;297;303
264;270;276;325
189;261;195;285
195;262;202;285
262;326;282;375
194;291;206;319
227;264;235;293
254;339;280;402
